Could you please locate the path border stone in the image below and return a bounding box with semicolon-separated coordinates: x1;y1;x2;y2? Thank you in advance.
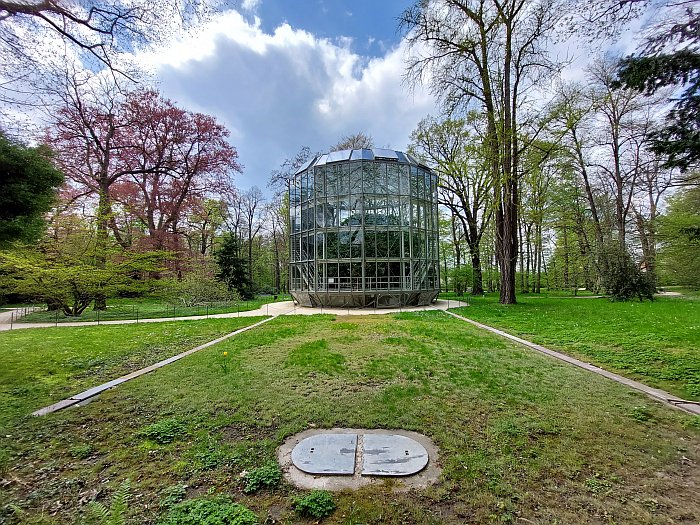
32;316;275;416
442;310;700;416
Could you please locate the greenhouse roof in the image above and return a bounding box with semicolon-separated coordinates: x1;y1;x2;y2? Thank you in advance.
294;148;430;175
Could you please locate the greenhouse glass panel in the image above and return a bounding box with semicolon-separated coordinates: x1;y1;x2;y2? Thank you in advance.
290;148;439;307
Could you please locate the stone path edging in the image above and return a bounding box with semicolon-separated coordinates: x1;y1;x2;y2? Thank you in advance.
32;316;276;416
442;310;700;416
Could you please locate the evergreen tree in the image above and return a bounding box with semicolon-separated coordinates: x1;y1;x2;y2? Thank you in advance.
616;9;700;171
0;133;63;247
215;233;253;299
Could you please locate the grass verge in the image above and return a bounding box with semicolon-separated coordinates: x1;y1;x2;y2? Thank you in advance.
0;316;266;428
15;295;291;324
452;294;700;401
0;311;698;524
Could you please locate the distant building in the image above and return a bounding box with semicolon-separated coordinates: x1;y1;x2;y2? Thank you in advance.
289;148;439;308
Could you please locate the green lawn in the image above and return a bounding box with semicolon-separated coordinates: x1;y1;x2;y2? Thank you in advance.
0;317;266;428
15;294;292;324
452;294;700;401
0;312;698;524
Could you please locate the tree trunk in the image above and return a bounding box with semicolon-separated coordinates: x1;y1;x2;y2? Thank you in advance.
93;186;110;311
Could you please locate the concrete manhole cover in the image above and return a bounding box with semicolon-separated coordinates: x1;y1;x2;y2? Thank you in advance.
291;433;357;475
279;428;440;491
362;433;429;476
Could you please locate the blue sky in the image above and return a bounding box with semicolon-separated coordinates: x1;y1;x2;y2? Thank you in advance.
254;0;414;57
132;0;645;195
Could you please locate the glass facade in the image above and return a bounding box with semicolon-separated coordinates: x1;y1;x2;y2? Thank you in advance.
289;148;440;308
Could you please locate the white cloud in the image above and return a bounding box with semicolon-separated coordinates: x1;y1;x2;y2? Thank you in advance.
133;9;438;191
241;0;261;12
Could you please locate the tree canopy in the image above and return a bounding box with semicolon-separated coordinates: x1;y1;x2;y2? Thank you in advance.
616;7;700;171
0;133;63;247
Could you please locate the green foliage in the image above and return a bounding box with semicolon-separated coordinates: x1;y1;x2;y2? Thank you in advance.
450;266;473;295
215;233;253;299
242;462;281;493
584;474;614;496
159;485;187;509
158;496;257;525
0;250;165;316
0;133;64;247
617;48;700;170
601;245;655;301
658;187;700;288
292;490;336;520
86;479;131;525
162;262;239;308
138;418;186;445
630;406;654;423
70;444;93;459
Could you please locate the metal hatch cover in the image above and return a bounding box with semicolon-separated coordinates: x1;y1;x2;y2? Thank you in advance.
362;434;429;476
291;433;357;475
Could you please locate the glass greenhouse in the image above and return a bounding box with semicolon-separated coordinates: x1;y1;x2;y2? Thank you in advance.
289;148;440;308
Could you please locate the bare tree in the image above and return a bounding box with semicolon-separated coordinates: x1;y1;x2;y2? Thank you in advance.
0;0;217;120
331;132;374;151
401;0;562;304
241;186;266;287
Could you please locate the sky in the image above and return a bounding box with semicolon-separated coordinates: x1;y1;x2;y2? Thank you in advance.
132;0;650;195
136;0;436;193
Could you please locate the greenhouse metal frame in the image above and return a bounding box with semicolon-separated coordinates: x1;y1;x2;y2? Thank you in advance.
289;148;440;308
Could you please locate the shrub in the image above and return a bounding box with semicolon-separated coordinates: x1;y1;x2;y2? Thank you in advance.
138;418;186;444
243;463;281;493
292;490;336;520
602;246;656;301
158;496;257;525
162;261;240;307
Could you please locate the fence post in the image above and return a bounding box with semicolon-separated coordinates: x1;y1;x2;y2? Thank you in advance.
97;309;100;325
10;310;13;330
55;311;58;326
206;305;209;318
136;309;139;323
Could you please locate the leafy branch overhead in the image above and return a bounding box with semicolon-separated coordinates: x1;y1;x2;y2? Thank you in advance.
616;8;700;171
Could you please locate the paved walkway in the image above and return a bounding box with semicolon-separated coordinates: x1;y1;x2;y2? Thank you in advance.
0;300;469;331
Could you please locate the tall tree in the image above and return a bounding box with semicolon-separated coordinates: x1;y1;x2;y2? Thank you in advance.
240;186;265;287
113;89;240;253
215;232;253;299
409;115;491;294
45;74;139;307
657;185;700;288
0;133;63;247
401;0;561;304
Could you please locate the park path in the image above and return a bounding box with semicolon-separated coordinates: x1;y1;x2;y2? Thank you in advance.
0;299;470;331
